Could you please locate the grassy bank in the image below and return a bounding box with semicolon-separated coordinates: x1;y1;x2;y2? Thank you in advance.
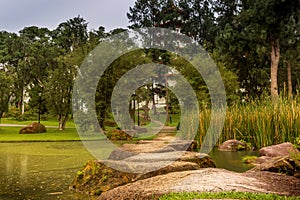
0;126;105;142
160;191;300;200
198;97;300;149
0;117;75;128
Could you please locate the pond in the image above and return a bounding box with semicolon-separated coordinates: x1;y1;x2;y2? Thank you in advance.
209;148;259;172
0;141;257;199
0;141;99;200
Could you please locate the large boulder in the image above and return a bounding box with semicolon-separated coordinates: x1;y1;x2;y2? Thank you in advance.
248;143;300;178
19;122;46;134
69;151;215;195
98;168;300;200
218;139;250;151
259;142;299;157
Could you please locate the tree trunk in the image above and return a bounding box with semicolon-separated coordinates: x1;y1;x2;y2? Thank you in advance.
21;87;25;115
287;60;292;98
0;111;3;124
144;99;150;121
270;39;280;98
58;114;68;131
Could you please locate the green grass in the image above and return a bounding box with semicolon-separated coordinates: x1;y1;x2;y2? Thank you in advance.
132;133;157;141
1;117;75;128
160;192;300;200
167;113;180;127
0;126;104;142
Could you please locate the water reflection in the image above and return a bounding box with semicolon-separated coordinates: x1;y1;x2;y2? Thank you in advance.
0;142;97;200
209;148;259;172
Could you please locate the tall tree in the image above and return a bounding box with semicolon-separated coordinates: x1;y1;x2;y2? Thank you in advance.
0;66;15;122
216;0;299;99
45;16;89;130
52;15;88;52
127;0;164;28
241;0;299;98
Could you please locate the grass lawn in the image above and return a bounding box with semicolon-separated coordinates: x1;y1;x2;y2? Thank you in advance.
0;114;180;142
0;126;105;142
160;192;300;200
0;117;75;128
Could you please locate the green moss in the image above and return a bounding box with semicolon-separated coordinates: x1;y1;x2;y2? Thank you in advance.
241;155;258;164
237;144;246;150
290;151;300;161
76;170;84;182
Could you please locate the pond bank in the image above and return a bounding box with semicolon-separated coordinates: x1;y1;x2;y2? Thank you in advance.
69;133;299;199
98;168;300;199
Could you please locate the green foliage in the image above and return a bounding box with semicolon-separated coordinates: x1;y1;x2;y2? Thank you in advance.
6;106;38;121
198;96;300;149
0;66;15;119
239;139;253;150
294;136;300;150
241;156;258;164
289;151;300;161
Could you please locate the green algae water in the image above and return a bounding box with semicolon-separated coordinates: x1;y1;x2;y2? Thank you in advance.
0;141;257;199
209;148;259;172
0;141;100;200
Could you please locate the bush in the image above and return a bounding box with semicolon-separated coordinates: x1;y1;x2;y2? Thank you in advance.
7;106;40;121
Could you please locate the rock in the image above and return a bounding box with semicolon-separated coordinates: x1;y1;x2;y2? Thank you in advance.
169;140;197;151
107;148;138;160
69;151;215;195
259;142;299;157
98;168;300;200
218;140;249;151
123;139;197;153
246;143;300;177
250;154;300;178
19;122;46;134
253;156;270;164
105;129;134;140
135;126;147;133
151;146;176;153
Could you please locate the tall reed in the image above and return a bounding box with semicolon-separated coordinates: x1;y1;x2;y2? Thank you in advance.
198;96;300;149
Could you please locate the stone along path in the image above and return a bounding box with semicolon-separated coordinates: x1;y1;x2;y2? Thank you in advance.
69;126;300;200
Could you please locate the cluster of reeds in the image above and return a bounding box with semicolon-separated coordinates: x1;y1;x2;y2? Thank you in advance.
198;96;300;149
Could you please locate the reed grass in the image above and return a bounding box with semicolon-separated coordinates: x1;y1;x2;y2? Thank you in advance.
198;96;300;149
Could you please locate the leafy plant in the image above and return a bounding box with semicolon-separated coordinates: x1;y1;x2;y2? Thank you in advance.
294;136;300;150
241;156;258;164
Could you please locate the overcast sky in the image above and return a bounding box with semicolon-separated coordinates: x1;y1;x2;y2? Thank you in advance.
0;0;135;33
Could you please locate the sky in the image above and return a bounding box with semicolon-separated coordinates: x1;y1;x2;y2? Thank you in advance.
0;0;136;33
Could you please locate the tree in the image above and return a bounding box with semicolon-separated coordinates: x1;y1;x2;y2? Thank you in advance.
52;15;88;52
127;0;164;28
45;52;79;130
240;0;299;98
45;16;89;130
216;0;299;99
0;66;15;122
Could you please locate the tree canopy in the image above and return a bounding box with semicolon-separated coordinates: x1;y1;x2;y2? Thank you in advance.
0;1;299;129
